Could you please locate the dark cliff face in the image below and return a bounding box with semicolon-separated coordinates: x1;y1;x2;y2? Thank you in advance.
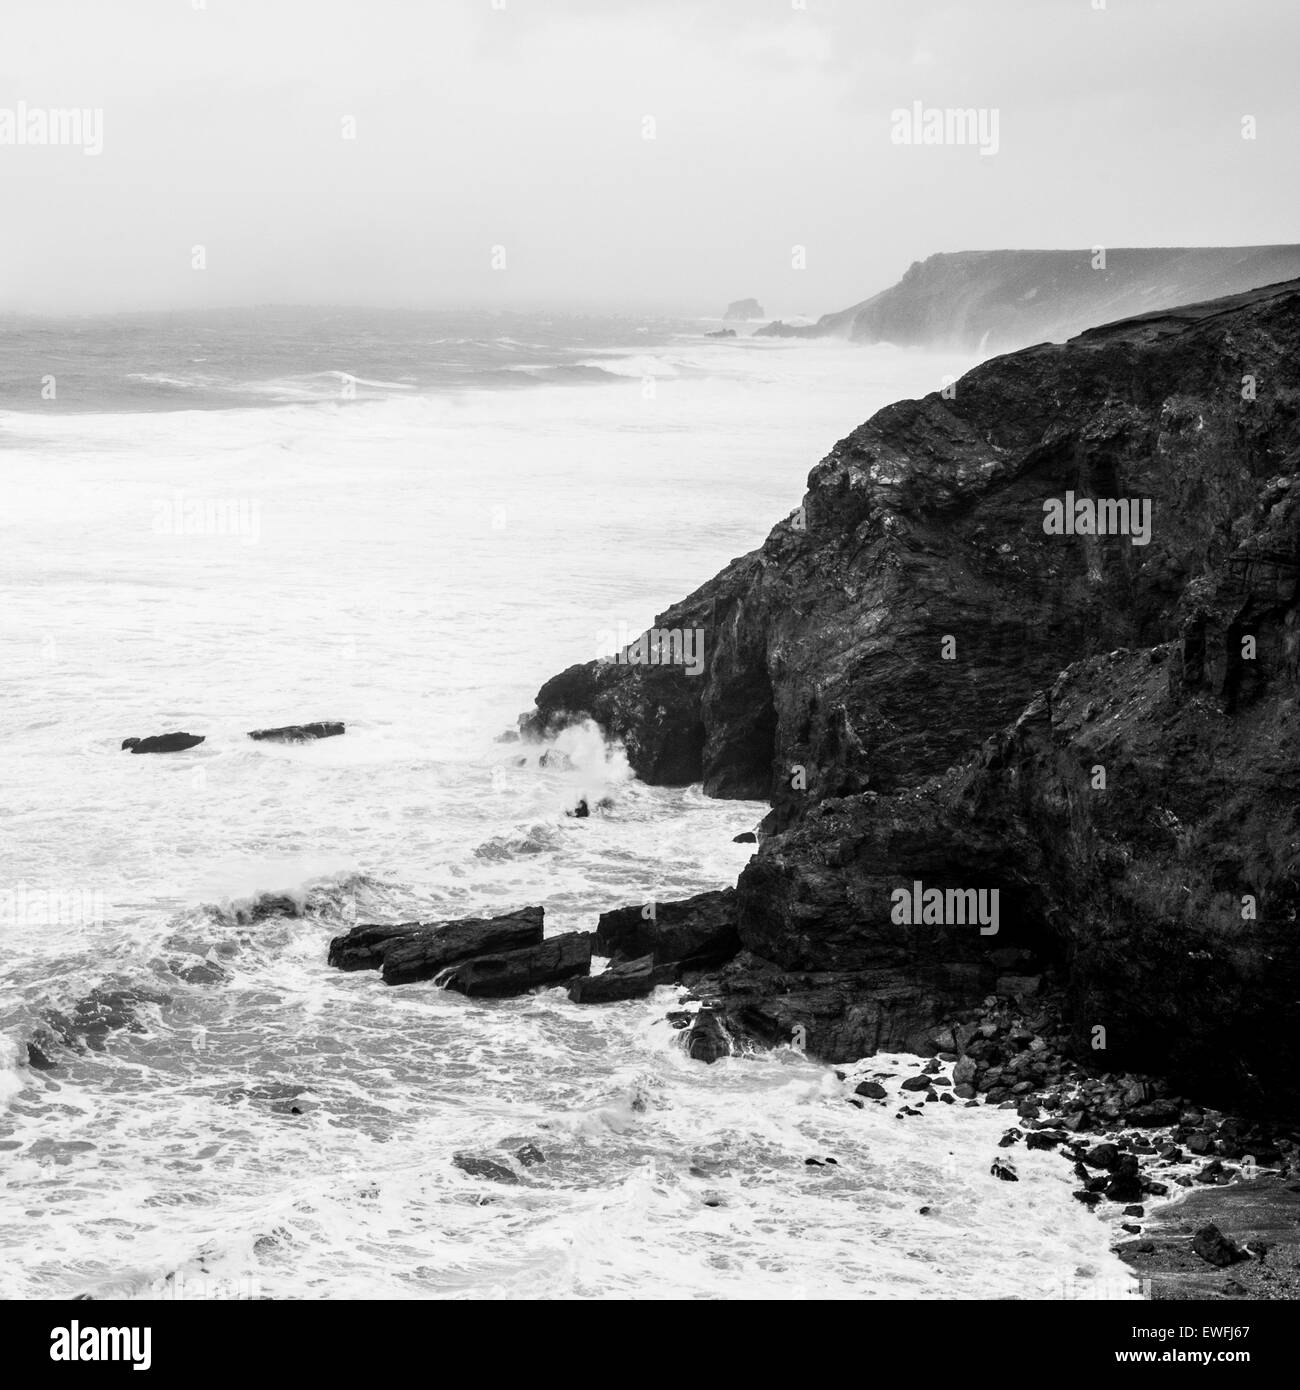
758;246;1300;352
526;279;1300;1109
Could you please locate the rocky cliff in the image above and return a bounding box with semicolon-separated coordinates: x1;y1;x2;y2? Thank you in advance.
757;246;1300;352
525;279;1300;1114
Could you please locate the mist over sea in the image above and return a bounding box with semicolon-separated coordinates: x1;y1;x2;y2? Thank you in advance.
0;311;1135;1298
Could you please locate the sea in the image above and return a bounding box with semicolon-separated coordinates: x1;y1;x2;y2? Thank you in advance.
0;307;1139;1299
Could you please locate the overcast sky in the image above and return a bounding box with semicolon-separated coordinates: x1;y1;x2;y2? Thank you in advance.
1;0;1296;316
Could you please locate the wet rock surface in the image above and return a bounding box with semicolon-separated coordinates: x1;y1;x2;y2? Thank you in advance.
567;954;678;1003
327;906;544;982
593;889;740;969
436;931;592;998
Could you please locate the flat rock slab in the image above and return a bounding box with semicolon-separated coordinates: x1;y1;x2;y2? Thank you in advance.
437;931;592;998
122;733;205;754
247;721;345;742
567;954;678;1003
1116;1176;1300;1299
328;907;544;982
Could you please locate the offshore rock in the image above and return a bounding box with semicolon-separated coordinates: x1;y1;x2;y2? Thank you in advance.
121;733;204;754
247;721;344;742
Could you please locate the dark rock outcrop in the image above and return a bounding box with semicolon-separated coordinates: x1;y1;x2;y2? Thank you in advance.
706;328;737;339
723;299;764;321
437;931;592;998
328;907;543;983
527;278;1300;1108
247;721;344;742
121;733;204;754
567;954;678;1003
593;889;739;968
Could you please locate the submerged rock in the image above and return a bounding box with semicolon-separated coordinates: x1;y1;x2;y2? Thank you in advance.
38;985;171;1057
453;1153;519;1184
121;733;204;754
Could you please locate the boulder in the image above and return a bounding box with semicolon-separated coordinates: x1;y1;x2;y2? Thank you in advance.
567;954;678;1003
854;1080;888;1099
1082;1142;1121;1171
1191;1223;1248;1267
594;889;740;968
437;931;592;998
247;721;344;742
1104;1156;1145;1203
685;1008;731;1063
121;733;204;754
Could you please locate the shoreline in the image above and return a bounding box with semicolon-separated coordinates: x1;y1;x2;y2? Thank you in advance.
794;983;1299;1301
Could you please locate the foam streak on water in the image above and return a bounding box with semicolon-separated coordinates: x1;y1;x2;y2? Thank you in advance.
0;320;1132;1298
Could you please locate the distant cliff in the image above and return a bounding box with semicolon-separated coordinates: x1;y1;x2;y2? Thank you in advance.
526;279;1300;1111
757;246;1300;352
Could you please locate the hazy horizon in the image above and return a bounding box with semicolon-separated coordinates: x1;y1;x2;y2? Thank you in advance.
2;0;1298;319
